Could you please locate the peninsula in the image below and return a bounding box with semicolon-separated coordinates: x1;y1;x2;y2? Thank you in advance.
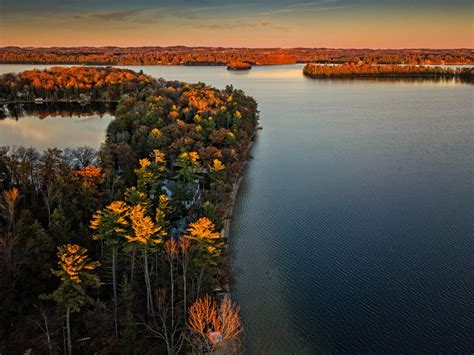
0;66;258;354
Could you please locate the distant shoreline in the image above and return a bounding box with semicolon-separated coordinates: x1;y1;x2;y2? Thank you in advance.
1;47;472;66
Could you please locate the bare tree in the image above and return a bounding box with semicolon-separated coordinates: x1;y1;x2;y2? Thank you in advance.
187;295;242;354
65;146;98;168
33;304;54;355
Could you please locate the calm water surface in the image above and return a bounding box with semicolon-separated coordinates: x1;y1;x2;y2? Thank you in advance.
1;64;473;353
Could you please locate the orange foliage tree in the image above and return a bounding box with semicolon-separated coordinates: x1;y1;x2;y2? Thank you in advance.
187;295;242;353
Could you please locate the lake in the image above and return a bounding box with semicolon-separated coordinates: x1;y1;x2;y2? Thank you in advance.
0;102;114;150
1;64;473;353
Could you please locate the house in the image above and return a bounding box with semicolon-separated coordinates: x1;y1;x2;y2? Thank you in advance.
79;93;91;104
161;178;201;209
169;217;188;238
162;178;177;199
183;179;201;209
1;104;9;117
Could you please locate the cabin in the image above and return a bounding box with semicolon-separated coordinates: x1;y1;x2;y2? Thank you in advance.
162;178;201;209
79;93;91;104
169;216;188;238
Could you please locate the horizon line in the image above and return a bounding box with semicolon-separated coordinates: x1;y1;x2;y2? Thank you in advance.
1;46;473;51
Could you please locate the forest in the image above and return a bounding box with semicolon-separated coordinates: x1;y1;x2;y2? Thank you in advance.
303;63;474;80
0;47;473;66
0;66;151;103
0;67;259;354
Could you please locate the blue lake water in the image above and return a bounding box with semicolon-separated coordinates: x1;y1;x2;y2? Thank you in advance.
1;64;473;353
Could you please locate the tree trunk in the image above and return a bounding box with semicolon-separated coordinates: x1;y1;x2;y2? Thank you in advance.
143;250;153;315
45;199;51;228
130;250;135;282
66;307;72;355
182;261;188;319
169;258;175;353
42;308;53;355
196;264;205;297
112;246;118;341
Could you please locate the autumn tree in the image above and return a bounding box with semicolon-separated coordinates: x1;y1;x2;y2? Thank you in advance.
135;149;167;202
41;244;100;355
174;151;201;186
187;295;242;353
185;217;223;297
125;203;165;315
91;200;130;340
0;187;20;278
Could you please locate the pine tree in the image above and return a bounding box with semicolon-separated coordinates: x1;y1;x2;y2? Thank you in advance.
90;200;130;340
41;244;100;355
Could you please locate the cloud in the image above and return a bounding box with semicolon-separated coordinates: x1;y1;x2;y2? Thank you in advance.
72;9;162;23
259;0;348;16
169;4;247;21
291;0;339;8
260;8;294;16
193;19;289;32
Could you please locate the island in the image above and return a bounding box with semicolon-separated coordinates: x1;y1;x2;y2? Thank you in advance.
0;67;258;354
227;61;252;71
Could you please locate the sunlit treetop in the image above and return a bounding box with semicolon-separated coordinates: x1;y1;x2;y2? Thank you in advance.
56;244;100;283
126;204;166;246
152;149;166;165
90;200;130;242
179;151;200;165
211;159;225;172
187;217;220;240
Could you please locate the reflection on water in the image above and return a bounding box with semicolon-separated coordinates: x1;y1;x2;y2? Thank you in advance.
0;103;114;150
0;102;115;120
0;64;473;353
304;76;472;85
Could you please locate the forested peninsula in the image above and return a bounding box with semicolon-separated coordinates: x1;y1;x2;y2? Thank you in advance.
0;67;258;354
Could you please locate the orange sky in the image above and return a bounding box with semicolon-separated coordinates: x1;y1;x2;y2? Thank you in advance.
1;1;473;48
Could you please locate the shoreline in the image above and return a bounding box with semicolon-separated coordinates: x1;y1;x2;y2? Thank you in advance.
1;99;119;105
222;128;258;238
1;61;474;67
222;139;255;239
220;130;258;300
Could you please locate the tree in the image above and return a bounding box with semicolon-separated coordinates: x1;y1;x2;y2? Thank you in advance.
125;203;165;315
174;151;201;186
187;295;242;353
185;217;222;297
65;146;98;169
0;187;20;277
50;207;71;245
134;149;167;203
90;200;130;340
41;244;100;355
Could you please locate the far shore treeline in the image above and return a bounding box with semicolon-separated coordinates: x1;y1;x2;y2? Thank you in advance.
0;66;258;354
303;63;474;81
0;47;473;66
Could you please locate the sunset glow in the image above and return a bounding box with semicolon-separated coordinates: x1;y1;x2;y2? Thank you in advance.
1;0;473;48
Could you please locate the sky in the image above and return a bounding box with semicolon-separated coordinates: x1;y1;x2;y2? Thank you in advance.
0;0;473;48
